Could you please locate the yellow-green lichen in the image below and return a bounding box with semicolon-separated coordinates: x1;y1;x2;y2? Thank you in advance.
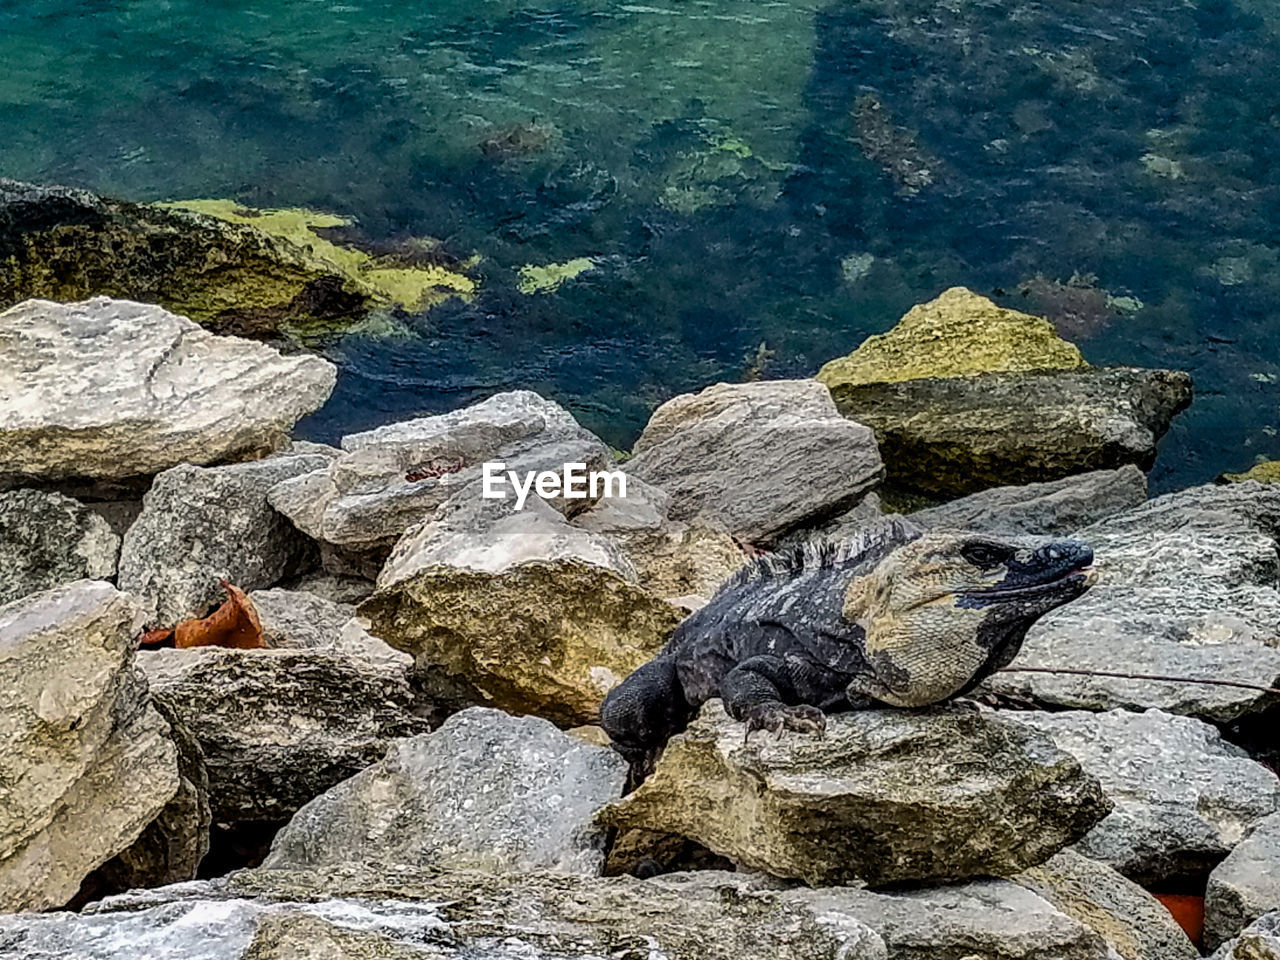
517;257;597;295
815;286;1088;388
1222;460;1280;484
160;199;476;312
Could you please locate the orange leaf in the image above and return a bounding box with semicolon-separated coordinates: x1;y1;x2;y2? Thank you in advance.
172;580;267;650
1153;893;1204;946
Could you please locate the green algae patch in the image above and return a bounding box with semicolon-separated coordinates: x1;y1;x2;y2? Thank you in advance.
816;286;1087;389
161;199;476;313
517;257;596;295
1222;460;1280;484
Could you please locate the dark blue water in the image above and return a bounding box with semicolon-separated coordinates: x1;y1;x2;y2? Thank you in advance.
3;0;1279;490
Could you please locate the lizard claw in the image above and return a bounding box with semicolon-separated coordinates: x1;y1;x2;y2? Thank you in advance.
743;703;827;744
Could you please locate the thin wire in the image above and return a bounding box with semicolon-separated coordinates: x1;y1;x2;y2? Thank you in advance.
1000;666;1280;697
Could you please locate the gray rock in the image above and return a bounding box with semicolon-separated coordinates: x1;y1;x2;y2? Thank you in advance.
0;581;180;911
0;865;888;960
909;466;1148;536
984;482;1280;722
600;701;1111;886
267;390;613;552
1012;709;1280;884
118;453;330;627
139;647;426;822
1207;813;1280;950
264;707;627;876
1211;912;1280;960
626;380;884;544
249;588;353;648
0;488;120;605
1015;850;1199;960
0;297;335;484
276;572;375;605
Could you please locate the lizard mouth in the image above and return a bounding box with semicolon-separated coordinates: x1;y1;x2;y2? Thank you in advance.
969;564;1098;600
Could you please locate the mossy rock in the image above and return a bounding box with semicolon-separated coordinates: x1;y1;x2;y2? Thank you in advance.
816;286;1087;389
1221;460;1280;484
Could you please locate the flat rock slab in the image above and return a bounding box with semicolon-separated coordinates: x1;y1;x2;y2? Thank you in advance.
984;481;1280;722
264;707;626;876
0;488;120;606
1207;813;1280;950
0;297;335;484
600;702;1111;886
626;380;884;544
1012;709;1280;885
0;581;179;912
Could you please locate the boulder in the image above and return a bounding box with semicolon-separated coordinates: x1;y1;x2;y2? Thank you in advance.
0;582;180;912
1222;460;1280;484
264;707;626;876
267;390;612;553
1015;850;1199;960
0;865;888;960
363;495;684;728
1206;813;1280;950
599;702;1111;886
0;297;335;484
0;488;120;605
625;380;884;544
249;588;352;649
1012;709;1280;884
1211;912;1280;960
139;646;427;822
909;466;1148;536
118;453;331;627
984;482;1280;722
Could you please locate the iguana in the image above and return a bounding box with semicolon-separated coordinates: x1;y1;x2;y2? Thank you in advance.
600;518;1096;783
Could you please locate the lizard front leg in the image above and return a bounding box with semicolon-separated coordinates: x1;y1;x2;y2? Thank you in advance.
719;655;828;741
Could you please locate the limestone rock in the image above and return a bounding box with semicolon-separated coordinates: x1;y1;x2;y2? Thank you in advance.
118;453;330;627
0;581;180;912
249;588;352;648
363;495;683;728
1223;460;1280;484
625;380;884;544
909;466;1148;536
267;390;612;552
277;572;374;605
264;707;625;876
1211;912;1280;960
1012;709;1280;884
139;647;427;822
0;488;120;605
1016;850;1199;960
599;702;1111;886
0;297;335;484
0;866;889;960
1207;813;1280;950
829;366;1192;498
816;286;1087;387
984;482;1280;722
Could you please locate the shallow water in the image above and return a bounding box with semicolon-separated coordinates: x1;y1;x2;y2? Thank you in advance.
3;0;1279;491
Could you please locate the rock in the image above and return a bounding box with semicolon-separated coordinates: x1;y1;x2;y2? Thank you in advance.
816;286;1087;388
139;646;427;822
828;366;1192;498
909;466;1148;536
599;701;1111;886
1211;912;1280;960
118;453;331;627
773;491;885;549
0;297;335;484
264;707;625;876
0;865;889;960
625;380;884;544
1223;461;1280;484
1016;850;1200;960
1206;813;1280;950
363;495;684;728
1011;709;1280;884
0;581;180;912
983;482;1280;722
276;572;374;605
267;390;612;553
0;488;120;605
249;588;352;648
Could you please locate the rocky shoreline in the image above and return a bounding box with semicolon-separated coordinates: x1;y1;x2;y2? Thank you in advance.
1;283;1279;960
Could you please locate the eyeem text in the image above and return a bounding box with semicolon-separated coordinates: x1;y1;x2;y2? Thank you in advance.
481;461;627;510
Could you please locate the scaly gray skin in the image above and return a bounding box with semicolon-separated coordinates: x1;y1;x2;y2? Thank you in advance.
599;517;1097;785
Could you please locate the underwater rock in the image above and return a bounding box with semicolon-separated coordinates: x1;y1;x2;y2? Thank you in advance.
983;481;1280;723
599;701;1110;887
0;488;120;606
626;380;884;545
263;708;626;876
852;93;940;197
0;582;180;912
1206;813;1280;951
0;297;335;484
516;257;596;294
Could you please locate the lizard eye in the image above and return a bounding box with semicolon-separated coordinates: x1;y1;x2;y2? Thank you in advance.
961;543;1010;569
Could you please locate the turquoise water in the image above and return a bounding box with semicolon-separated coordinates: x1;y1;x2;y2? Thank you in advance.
3;0;1280;491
